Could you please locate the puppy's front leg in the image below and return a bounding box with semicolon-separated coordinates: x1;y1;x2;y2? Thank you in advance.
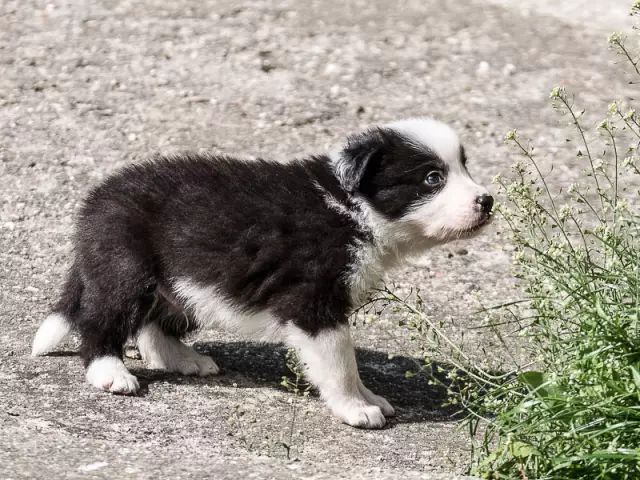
286;324;394;429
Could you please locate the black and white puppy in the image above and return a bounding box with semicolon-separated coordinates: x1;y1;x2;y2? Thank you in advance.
32;118;493;429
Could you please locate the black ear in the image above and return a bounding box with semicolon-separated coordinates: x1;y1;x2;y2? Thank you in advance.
337;129;386;193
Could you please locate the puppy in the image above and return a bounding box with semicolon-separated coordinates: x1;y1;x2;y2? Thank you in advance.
32;118;493;429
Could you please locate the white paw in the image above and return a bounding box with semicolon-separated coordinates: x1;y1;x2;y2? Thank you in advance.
86;356;139;394
191;353;220;377
329;398;386;429
359;384;395;417
155;351;220;377
137;324;220;377
371;395;395;417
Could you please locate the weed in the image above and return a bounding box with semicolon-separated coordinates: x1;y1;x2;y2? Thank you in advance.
384;4;640;478
226;349;310;460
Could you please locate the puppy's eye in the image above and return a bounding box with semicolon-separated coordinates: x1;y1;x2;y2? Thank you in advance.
425;171;444;186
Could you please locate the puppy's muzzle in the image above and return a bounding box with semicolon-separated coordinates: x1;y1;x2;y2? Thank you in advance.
476;194;494;216
464;194;494;233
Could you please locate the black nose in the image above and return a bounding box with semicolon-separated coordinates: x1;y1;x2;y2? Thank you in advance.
476;194;494;215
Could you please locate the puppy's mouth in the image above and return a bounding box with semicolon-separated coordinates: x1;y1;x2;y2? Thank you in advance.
459;214;493;236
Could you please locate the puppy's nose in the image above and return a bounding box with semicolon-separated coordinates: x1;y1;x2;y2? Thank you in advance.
476;194;494;215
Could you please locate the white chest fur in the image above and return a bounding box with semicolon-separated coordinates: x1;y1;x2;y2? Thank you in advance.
172;278;284;342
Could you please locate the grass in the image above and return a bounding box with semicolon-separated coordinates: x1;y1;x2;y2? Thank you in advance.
467;90;640;479
381;3;640;479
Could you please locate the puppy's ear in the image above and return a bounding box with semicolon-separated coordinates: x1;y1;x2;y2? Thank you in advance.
335;129;386;193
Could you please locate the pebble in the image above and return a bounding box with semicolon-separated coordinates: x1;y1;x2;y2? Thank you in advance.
476;61;490;76
78;462;108;473
324;63;340;75
502;63;517;76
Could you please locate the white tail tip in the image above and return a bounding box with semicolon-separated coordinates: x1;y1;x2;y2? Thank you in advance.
32;313;72;356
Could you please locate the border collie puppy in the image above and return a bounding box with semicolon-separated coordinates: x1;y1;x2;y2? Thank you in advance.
32;118;493;429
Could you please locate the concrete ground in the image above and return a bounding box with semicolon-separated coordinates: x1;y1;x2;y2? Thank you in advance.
0;0;636;478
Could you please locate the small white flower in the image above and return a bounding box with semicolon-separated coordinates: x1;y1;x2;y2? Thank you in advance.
616;198;629;212
549;86;563;99
622;156;635;168
608;32;625;45
513;251;525;264
559;205;571;220
598;119;613;131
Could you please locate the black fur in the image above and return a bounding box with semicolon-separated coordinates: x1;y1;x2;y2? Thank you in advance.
52;129;457;366
346;128;448;219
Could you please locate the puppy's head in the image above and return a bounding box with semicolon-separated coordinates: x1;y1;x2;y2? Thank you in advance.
333;118;492;246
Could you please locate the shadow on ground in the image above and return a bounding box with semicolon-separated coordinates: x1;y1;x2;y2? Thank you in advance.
123;341;459;425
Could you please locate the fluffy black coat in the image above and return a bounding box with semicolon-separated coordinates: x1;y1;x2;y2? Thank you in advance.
52;127;455;366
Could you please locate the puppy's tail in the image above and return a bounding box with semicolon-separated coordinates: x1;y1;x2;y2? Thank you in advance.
32;313;73;356
32;264;83;356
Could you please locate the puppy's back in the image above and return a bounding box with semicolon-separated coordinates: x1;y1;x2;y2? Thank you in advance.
73;154;366;326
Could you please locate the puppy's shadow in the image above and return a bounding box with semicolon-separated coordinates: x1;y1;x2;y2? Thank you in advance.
43;350;80;357
140;341;458;424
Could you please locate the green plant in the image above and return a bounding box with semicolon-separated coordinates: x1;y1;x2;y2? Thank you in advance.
381;4;640;479
467;83;640;478
277;348;311;459
226;349;310;460
281;348;312;397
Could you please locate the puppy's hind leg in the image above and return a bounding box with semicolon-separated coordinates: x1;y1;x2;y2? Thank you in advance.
286;324;393;429
137;322;219;377
78;281;153;395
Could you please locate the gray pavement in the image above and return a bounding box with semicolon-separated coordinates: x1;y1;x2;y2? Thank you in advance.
0;0;635;478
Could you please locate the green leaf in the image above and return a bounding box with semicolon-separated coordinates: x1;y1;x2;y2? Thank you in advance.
509;440;539;459
630;366;640;391
518;371;561;398
519;371;546;389
596;298;609;320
